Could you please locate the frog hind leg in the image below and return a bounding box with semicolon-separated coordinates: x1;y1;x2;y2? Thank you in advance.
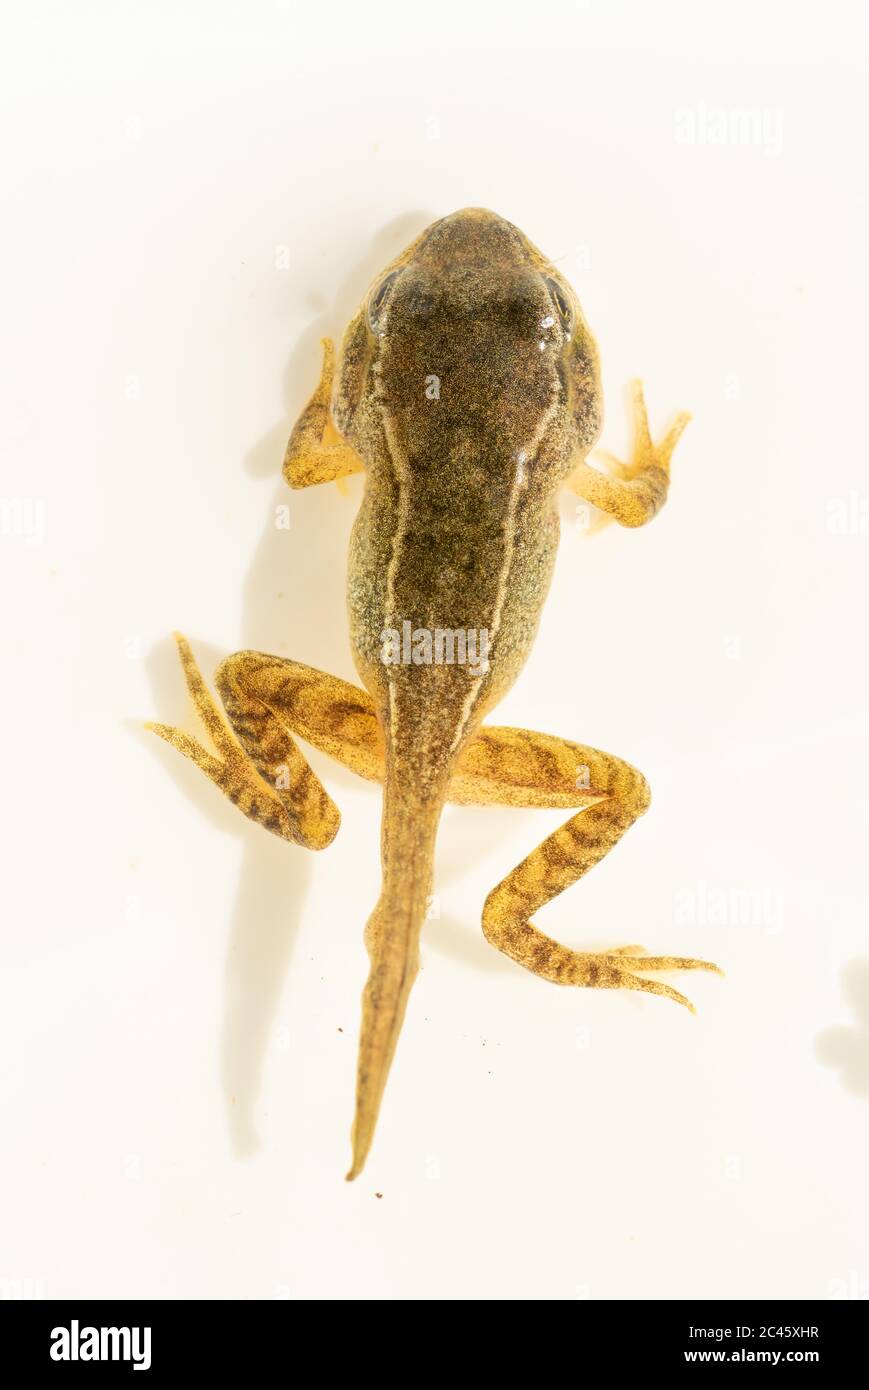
146;635;384;849
455;726;722;1010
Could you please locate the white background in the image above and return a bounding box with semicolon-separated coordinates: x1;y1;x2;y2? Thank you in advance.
2;1;868;1301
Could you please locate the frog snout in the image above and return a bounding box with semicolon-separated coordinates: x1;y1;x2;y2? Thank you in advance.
419;208;528;266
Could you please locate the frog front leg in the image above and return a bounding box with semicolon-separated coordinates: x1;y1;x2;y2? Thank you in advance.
283;338;364;489
567;380;690;528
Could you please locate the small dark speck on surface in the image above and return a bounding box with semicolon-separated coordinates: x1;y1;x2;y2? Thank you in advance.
375;1192;383;1199
337;1026;343;1033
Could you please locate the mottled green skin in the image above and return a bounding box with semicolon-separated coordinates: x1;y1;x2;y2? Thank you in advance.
335;209;602;792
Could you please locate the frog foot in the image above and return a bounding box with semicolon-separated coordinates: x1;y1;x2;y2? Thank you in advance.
580;944;724;1012
596;380;691;482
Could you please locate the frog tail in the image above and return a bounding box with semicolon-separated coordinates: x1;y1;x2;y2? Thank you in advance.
345;776;444;1181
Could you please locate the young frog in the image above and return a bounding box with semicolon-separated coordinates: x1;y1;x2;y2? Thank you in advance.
148;208;721;1180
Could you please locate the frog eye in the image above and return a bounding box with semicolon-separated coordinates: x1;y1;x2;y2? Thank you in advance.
367;271;401;333
545;277;574;337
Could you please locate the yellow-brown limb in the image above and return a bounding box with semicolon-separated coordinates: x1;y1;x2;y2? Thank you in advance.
567;380;690;528
478;741;721;1010
283;339;364;489
145;636;340;849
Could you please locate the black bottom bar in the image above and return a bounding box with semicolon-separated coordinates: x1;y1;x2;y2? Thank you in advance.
1;1298;862;1373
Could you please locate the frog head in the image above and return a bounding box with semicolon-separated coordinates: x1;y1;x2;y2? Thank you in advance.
334;208;601;493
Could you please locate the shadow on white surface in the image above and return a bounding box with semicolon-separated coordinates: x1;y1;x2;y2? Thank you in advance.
140;640;318;1158
817;957;869;1099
